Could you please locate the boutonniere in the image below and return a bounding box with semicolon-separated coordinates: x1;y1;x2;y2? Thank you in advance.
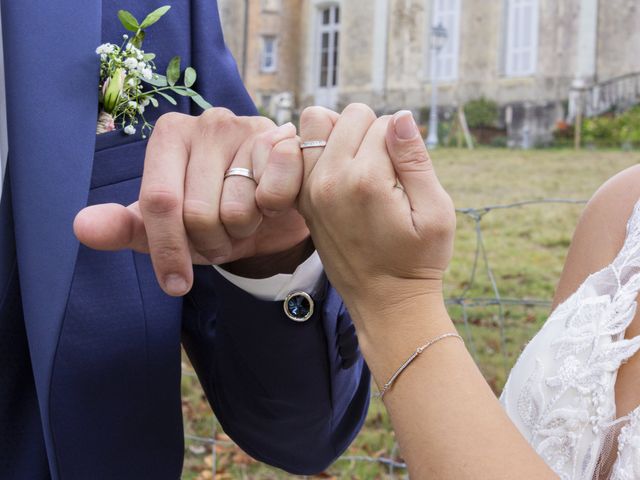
96;6;212;137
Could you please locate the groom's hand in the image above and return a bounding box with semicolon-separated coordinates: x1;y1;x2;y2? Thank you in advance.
74;108;310;297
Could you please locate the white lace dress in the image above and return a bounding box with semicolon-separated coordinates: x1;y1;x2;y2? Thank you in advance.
501;200;640;480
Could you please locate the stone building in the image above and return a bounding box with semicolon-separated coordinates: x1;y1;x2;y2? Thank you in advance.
218;0;640;147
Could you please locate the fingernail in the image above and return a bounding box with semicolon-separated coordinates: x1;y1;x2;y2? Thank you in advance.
164;274;188;296
394;111;419;140
278;122;295;133
211;256;228;265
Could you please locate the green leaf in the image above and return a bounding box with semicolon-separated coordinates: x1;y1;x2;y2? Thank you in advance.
166;56;181;86
149;97;159;108
143;53;156;62
184;67;197;88
157;91;177;106
171;88;198;97
191;94;213;111
140;5;171;29
171;88;191;97
142;74;168;87
118;10;140;32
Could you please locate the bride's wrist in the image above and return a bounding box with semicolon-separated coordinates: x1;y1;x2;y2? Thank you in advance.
345;277;447;326
342;281;455;383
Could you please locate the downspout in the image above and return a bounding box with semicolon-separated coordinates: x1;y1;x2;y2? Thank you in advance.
242;0;250;79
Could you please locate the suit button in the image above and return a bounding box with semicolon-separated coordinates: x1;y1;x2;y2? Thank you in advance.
284;291;314;322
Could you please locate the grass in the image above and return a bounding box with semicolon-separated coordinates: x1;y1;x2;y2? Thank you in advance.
181;148;640;479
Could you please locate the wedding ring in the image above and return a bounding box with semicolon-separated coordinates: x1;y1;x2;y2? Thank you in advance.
300;140;328;150
224;167;256;183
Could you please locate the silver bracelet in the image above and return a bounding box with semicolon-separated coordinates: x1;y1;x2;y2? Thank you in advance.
375;333;464;400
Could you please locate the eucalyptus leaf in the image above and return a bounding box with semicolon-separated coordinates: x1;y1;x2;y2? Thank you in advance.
166;56;181;86
149;97;159;108
142;74;168;88
184;67;197;88
143;53;156;62
171;88;198;97
172;88;191;97
140;6;171;29
191;94;213;111
118;10;139;32
157;91;177;106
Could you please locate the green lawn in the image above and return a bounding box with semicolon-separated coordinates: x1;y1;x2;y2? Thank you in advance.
181;148;640;480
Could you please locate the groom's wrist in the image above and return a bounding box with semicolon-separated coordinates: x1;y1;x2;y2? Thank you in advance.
221;237;315;279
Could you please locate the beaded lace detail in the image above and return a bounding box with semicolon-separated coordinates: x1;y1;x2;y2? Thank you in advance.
501;200;640;479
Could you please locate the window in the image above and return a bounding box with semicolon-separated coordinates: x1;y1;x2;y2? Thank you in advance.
505;0;539;77
433;0;461;82
318;5;340;88
261;0;281;13
261;35;278;73
260;93;273;111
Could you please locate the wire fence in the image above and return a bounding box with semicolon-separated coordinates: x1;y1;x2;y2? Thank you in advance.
181;198;588;479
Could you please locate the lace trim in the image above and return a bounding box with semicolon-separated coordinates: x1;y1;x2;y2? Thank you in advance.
610;410;640;480
508;200;640;479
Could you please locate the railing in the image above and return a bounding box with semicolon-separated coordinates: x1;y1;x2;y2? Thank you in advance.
181;198;588;479
569;72;640;121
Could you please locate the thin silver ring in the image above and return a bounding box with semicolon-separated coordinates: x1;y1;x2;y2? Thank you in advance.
224;167;256;183
300;140;328;150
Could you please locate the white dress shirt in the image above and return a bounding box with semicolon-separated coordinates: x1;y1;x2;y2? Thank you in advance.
0;13;322;301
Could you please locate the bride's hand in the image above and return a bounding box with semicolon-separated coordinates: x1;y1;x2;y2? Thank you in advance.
298;104;456;324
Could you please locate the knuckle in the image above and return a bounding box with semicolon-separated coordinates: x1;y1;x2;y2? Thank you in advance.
220;201;256;228
301;106;331;131
396;145;431;172
153;241;184;266
183;200;217;232
197;107;236;134
342;103;376;120
348;171;379;199
257;184;295;210
250;115;275;133
140;186;181;215
274;138;303;158
154;112;187;136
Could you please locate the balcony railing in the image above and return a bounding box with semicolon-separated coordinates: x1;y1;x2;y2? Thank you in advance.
568;72;640;121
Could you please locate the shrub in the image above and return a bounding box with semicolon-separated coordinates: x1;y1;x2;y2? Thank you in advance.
464;97;499;129
582;105;640;149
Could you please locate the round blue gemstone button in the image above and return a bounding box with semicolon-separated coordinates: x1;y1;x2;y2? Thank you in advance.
284;291;314;322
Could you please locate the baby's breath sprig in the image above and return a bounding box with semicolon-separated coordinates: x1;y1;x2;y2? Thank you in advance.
96;6;212;138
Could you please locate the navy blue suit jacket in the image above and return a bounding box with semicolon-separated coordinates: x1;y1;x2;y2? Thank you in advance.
0;1;369;478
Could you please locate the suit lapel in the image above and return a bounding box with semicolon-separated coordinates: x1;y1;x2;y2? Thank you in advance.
1;1;101;476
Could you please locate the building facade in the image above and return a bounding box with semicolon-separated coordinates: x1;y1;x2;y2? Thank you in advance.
219;0;640;146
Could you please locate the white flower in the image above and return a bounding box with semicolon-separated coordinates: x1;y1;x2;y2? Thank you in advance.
141;68;153;80
137;53;144;61
100;54;107;62
126;44;132;51
128;78;137;87
136;62;147;72
138;105;145;114
124;125;136;135
128;101;138;109
123;34;129;40
96;43;115;55
124;57;138;69
141;99;150;107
